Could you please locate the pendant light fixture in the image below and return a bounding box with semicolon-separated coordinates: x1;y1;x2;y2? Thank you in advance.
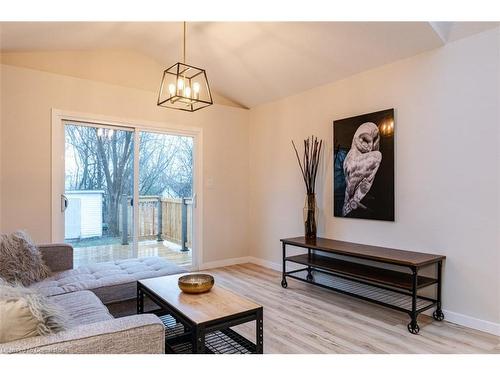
157;22;213;112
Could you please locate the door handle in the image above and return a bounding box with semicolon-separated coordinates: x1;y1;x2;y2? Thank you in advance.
61;194;68;212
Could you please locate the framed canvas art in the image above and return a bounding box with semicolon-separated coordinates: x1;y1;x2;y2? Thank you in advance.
333;108;394;221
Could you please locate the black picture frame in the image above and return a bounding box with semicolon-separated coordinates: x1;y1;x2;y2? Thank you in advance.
333;108;395;221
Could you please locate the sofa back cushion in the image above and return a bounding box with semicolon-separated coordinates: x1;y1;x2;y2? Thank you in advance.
0;282;67;343
0;231;51;286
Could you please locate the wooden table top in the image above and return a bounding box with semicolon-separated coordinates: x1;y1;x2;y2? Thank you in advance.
139;273;261;324
281;237;445;267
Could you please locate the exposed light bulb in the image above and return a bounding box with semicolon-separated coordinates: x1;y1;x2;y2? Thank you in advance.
193;82;200;100
184;86;192;98
97;128;104;137
108;129;114;139
168;83;176;96
177;78;185;97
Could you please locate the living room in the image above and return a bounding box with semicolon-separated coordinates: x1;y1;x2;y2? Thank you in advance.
1;1;499;373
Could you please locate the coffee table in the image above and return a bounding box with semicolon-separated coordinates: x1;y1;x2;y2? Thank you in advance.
137;274;264;354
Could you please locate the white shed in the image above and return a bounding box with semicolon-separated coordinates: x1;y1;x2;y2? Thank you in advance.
64;190;104;240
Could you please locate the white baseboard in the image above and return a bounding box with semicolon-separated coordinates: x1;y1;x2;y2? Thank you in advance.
199;256;251;270
247;256;281;271
202;255;500;337
440;309;500;336
248;256;309;271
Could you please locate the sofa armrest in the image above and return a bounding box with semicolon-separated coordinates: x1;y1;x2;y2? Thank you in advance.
38;243;73;272
0;314;165;354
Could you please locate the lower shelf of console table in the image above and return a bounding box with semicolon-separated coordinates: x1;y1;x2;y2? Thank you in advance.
281;237;446;334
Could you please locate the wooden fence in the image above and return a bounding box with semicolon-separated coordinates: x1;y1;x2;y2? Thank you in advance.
118;196;192;249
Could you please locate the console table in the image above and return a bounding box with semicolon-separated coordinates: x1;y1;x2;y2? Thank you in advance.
280;237;445;334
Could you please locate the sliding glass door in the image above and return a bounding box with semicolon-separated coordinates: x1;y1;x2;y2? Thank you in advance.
64;123;135;267
62;121;194;269
137;131;193;268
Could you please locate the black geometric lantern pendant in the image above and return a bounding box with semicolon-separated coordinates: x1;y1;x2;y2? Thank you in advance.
157;22;213;112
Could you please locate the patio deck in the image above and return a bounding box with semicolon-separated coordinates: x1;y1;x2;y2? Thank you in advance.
73;239;192;269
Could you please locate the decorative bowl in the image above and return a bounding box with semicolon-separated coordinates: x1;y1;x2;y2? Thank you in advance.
178;274;215;294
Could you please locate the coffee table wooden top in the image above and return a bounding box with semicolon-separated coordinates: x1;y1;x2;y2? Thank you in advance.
139;273;261;324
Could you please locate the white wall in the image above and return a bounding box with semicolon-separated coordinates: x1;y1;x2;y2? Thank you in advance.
0;64;250;264
0;48;3;232
248;28;500;329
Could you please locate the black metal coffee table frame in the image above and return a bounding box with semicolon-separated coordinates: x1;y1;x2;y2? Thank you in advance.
137;281;264;354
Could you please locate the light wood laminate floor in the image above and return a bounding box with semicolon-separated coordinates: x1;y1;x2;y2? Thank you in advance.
207;263;499;354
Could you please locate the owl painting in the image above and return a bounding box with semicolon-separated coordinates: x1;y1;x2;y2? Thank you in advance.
333;109;394;221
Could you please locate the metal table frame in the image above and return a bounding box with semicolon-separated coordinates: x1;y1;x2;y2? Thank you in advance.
281;240;444;334
137;281;263;353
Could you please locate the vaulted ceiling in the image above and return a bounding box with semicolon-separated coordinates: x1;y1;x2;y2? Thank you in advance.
1;22;498;108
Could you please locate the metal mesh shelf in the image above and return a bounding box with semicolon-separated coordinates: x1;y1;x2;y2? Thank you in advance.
205;328;255;354
168;341;193;354
160;315;256;354
290;270;435;313
159;314;185;337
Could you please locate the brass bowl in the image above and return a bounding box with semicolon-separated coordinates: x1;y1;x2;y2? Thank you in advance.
178;274;215;294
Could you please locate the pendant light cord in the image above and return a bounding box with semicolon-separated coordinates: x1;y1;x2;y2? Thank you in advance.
183;21;186;64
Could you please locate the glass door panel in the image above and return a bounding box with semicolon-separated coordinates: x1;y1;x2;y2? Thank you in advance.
64;122;134;267
137;131;194;268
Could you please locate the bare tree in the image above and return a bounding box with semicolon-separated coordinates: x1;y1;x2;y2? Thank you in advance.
139;132;179;195
95;129;134;236
139;133;193;197
65;125;193;237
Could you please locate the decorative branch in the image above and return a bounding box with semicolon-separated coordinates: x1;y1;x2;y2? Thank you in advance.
292;140;309;191
291;135;323;195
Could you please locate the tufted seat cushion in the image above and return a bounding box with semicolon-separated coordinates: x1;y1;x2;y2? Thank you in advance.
32;257;185;304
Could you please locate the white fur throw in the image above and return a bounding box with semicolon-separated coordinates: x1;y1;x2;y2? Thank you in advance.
0;280;67;342
0;231;51;286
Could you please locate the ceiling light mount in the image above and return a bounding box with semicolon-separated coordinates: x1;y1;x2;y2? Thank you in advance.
157;22;213;112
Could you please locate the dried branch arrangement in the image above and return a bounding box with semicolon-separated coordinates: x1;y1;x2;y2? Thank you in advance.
292;135;323;195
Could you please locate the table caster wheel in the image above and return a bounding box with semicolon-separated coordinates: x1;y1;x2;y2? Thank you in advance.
281;279;288;288
407;322;420;334
433;309;444;321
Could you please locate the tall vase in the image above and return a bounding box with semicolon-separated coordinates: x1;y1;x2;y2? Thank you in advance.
303;193;317;240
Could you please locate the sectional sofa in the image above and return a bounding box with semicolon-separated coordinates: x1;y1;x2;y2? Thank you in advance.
0;243;185;353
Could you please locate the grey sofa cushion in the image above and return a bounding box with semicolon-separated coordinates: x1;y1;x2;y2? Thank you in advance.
49;291;113;327
32;257;184;304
